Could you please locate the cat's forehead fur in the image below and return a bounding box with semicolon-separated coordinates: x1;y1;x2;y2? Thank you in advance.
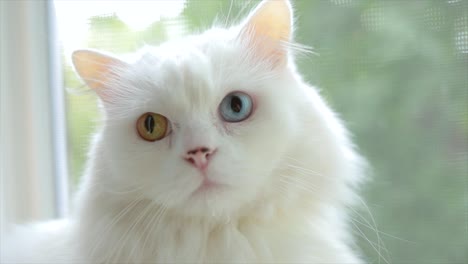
119;27;272;119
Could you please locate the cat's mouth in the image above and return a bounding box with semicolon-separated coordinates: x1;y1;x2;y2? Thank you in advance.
192;178;226;196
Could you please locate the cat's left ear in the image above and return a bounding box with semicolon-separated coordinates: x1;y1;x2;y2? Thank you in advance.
72;50;127;99
239;0;293;67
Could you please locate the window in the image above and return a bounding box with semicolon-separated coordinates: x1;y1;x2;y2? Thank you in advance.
1;0;68;229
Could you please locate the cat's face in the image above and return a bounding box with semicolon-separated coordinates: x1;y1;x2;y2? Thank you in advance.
73;0;304;217
102;35;301;217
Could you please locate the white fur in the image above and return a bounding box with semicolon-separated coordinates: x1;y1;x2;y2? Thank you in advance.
1;1;366;263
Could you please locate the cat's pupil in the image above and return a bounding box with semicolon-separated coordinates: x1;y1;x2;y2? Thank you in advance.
231;96;242;113
145;115;155;133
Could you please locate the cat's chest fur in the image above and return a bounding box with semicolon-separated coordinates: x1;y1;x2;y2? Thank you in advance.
75;186;359;264
78;198;337;263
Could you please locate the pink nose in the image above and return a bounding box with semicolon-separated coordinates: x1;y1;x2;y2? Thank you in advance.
184;147;215;170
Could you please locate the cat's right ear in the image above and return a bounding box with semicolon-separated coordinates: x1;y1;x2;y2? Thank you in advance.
72;50;127;99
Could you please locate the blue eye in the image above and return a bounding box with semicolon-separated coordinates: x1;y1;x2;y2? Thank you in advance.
219;92;253;122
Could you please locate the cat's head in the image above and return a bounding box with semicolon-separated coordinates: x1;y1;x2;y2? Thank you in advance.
73;0;327;218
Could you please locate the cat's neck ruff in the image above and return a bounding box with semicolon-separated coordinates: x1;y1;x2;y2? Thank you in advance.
77;180;353;263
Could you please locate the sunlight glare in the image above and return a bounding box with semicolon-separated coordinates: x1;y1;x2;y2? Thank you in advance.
54;0;186;63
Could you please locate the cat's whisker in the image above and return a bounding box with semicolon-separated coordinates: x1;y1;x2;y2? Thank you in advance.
102;186;145;195
351;228;386;250
282;40;317;57
278;173;389;263
91;147;162;165
352;221;390;264
278;173;320;190
351;229;389;263
276;176;322;205
352;197;390;259
230;0;255;26
282;164;387;264
108;200;155;263
281;161;345;187
282;164;322;181
276;176;386;263
85;180;146;195
351;216;413;245
277;179;320;199
282;157;329;177
283;163;324;175
139;204;168;259
127;201;162;262
128;194;172;261
222;0;235;28
349;220;390;262
89;193;146;261
347;201;391;263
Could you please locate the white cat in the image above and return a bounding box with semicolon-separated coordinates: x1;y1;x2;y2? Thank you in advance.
1;0;366;263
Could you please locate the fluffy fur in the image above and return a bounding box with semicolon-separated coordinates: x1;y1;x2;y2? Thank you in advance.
1;0;366;263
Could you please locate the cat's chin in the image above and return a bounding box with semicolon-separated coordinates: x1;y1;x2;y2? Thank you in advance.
191;178;227;196
167;181;243;219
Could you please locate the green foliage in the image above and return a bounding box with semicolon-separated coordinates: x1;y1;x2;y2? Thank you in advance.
63;0;468;263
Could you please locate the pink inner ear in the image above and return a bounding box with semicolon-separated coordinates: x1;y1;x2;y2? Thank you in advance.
239;0;292;68
72;50;128;101
246;1;291;42
240;29;288;68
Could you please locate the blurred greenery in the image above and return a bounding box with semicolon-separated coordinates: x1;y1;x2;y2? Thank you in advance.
63;0;468;263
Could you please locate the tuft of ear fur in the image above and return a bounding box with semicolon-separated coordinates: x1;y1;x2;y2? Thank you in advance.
239;0;293;67
72;50;127;98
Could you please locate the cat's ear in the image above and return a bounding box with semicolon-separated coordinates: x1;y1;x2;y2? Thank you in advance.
72;50;127;98
239;0;293;67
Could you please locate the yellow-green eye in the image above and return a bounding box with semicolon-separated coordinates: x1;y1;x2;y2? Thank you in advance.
136;112;170;142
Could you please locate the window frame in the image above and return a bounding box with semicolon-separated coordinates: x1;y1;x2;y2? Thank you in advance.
0;0;69;233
